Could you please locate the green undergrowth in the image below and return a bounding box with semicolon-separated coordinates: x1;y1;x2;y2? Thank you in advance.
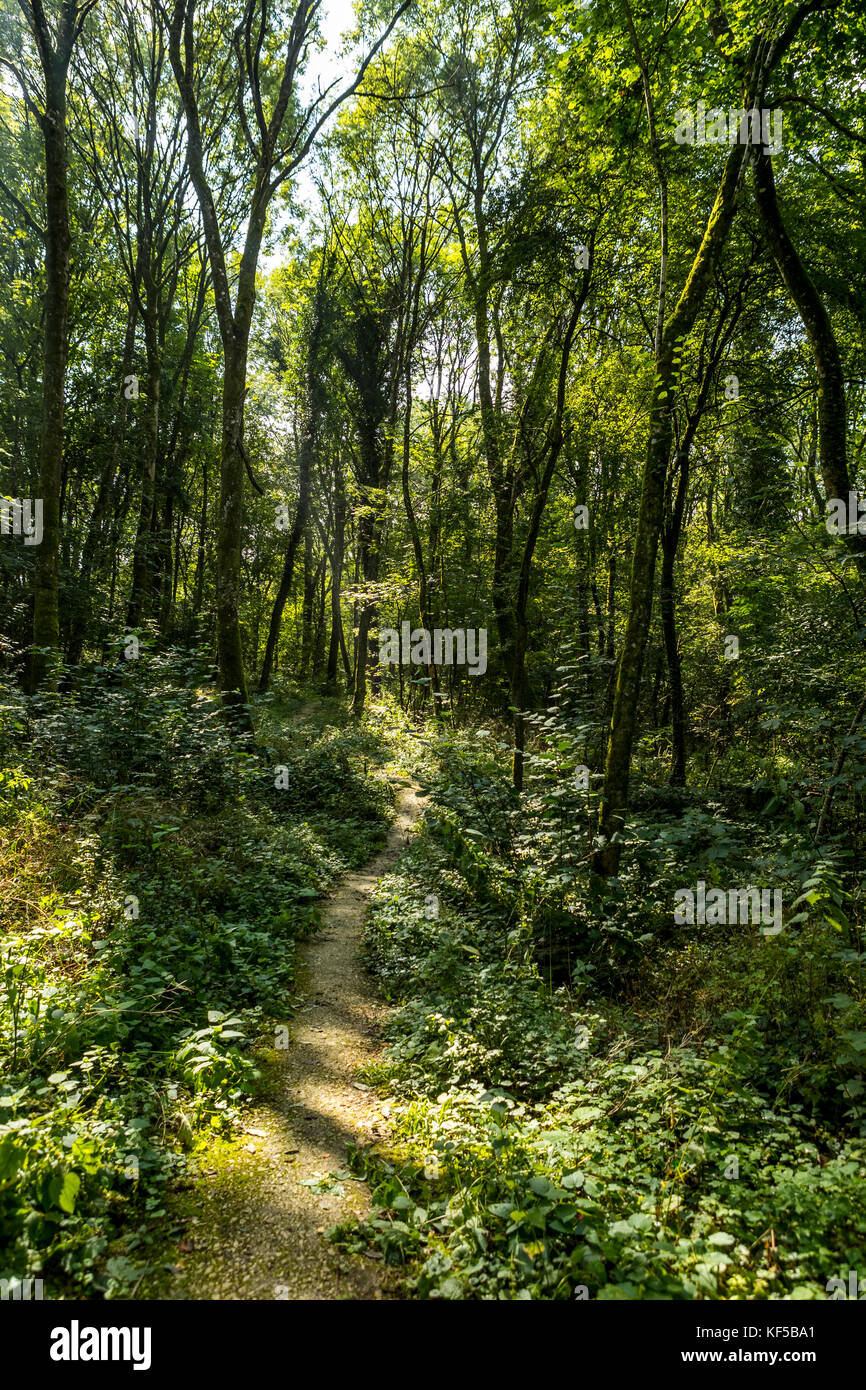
0;653;392;1298
329;732;866;1301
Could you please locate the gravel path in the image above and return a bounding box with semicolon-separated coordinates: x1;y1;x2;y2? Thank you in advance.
158;780;424;1301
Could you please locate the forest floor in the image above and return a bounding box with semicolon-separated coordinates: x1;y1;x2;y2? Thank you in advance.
147;777;425;1301
4;674;864;1302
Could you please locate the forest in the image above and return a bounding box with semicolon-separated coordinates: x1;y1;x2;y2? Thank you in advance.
1;0;865;1322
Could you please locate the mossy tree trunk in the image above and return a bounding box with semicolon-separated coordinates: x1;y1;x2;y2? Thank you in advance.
594;142;751;874
753;147;866;559
593;2;826;874
21;0;92;690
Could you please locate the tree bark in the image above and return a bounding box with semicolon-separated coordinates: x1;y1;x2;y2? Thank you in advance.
192;453;208;619
592;0;829;874
67;287;138;663
752;148;865;557
325;461;346;689
400;366;441;712
594;139;750;874
258;352;317;692
660;455;688;786
351;505;381;716
216;338;254;722
25;45;73;692
126;314;161;629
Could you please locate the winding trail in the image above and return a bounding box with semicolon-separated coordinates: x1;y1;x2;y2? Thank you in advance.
159;778;424;1301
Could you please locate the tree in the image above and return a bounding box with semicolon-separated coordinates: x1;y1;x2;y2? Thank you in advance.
593;0;833;876
163;0;411;729
0;0;98;689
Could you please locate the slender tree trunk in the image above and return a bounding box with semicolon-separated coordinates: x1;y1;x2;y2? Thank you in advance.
259;434;311;692
592;0;824;873
26;65;71;692
325;470;346;689
351;507;380;716
510;290;588;788
400;369;440;712
313;563;327;676
577;576;593;701
594;139;750;874
156;484;175;635
300;526;316;678
67;289;138;663
753;148;865;558
193;454;208;618
602;545;617;728
170;507;183;630
127;326;161;628
661;448;689;786
168;18;266;729
259;281;327;692
469;250;518;702
216;340;253;723
660;530;686;786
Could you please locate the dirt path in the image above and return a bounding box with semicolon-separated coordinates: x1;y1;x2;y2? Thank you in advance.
158;780;424;1301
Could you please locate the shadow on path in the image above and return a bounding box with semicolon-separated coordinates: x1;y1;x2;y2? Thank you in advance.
153;780;425;1301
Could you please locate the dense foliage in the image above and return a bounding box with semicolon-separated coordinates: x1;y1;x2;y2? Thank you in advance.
0;672;390;1295
332;731;866;1299
1;0;865;1302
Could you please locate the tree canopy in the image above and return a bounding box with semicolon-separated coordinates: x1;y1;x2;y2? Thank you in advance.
2;0;866;1325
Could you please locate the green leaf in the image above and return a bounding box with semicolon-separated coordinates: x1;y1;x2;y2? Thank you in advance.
0;1136;23;1181
57;1171;81;1214
608;1220;634;1237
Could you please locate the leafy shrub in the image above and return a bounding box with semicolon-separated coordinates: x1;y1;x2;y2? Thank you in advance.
0;671;392;1296
331;738;866;1300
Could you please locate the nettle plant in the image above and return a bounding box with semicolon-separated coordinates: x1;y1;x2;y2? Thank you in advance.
173;1012;260;1118
19;645;254;809
787;861;866;1130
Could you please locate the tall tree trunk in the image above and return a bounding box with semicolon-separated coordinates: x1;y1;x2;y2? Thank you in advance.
127;326;161;628
259;279;328;692
510;289;589;788
67;288;138;664
156;484;175;635
351;507;380;716
660;540;686;787
192;454;208;619
259;432;311;692
592;2;825;874
300;526;316;678
400;369;440;712
752;148;865;558
660;437;692;787
325;468;346;689
594;139;750;874
313;562;327;676
469;246;517;704
26;62;71;692
217;342;252;722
